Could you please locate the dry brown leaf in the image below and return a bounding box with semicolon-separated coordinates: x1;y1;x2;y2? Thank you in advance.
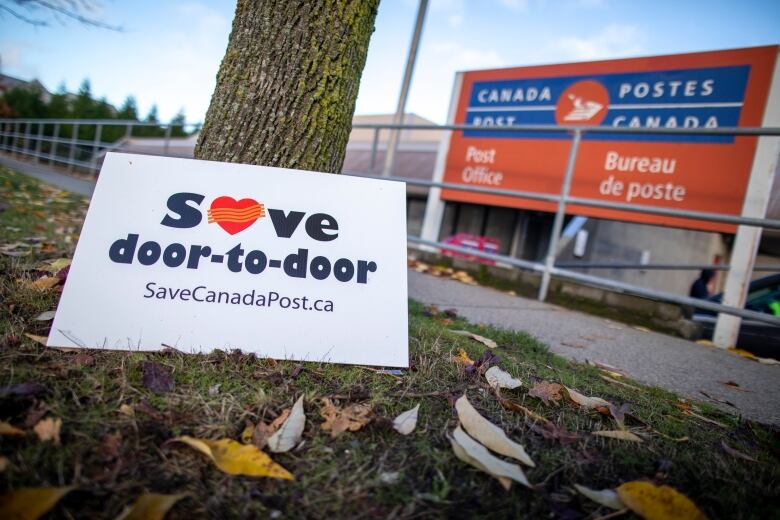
116;492;187;520
33;417;61;444
171;436;293;479
320;398;372;438
118;404;135;417
455;394;534;467
251;409;291;449
0;456;8;472
484;366;522;389
268;395;305;453
451;330;498;349
617;481;708;520
721;440;758;462
563;386;612;410
573;483;624;510
0;485;75;520
0;421;25;436
392;403;420;435
592;430;643;442
24;333;48;346
449;425;530;489
528;381;565;405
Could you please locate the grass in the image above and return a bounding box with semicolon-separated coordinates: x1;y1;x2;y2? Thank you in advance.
1;166;780;519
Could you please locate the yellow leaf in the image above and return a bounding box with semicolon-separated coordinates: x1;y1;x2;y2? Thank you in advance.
455;394;535;467
115;493;187;520
38;258;71;274
240;423;254;444
172;436;293;480
0;421;25;436
453;348;475;366
451;330;498;349
617;481;708;520
33;418;61;444
592;430;643;443
28;276;60;291
0;486;75;520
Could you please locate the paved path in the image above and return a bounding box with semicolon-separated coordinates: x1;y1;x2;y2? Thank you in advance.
0;154;95;197
3;154;778;425
409;271;780;425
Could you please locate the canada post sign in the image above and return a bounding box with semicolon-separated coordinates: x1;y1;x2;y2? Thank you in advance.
442;46;778;232
50;153;409;367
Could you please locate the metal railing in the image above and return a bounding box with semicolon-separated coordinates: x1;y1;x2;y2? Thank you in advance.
1;118;780;330
0;118;201;173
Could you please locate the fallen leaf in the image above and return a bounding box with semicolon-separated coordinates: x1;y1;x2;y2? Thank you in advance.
718;380;748;392
682;410;727;428
23;333;48;346
142;362;173;394
320;398;372;438
528;381;564;406
33;417;61;444
118;404;135;417
574;483;624;510
632;325;651;333
451;330;498;349
0;421;25;436
115;492;187;520
617;481;707;520
601;375;642;391
268;395;306;453
0;486;75;520
100;432;122;461
453;348;475;366
563;386;612;410
0;456;8;472
721;440;757;462
171;436;293;479
38;258;71;274
392;403;420;435
485;366;522;389
607;403;631;430
28;276;60;291
449;425;530;489
455;394;534;467
466;350;501;376
240;422;254;444
699;390;735;408
33;310;56;321
592;430;643;442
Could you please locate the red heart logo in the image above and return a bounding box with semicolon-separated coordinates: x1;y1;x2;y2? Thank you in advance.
208;196;265;235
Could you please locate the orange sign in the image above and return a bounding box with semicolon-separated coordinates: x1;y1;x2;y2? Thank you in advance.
442;46;778;232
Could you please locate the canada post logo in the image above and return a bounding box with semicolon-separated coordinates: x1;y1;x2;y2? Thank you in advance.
464;65;750;143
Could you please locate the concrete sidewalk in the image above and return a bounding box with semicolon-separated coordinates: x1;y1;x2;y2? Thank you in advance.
409;270;780;425
0;154;95;197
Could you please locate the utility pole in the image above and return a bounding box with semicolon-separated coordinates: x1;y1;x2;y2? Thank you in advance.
381;0;429;177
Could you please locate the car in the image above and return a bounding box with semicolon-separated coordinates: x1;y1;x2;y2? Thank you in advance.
691;273;780;359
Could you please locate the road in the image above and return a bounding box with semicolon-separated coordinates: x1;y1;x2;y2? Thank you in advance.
3;152;778;424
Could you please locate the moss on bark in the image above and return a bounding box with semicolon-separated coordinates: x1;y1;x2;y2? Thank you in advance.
195;0;380;174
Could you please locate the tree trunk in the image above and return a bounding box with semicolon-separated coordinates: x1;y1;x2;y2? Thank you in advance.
194;0;379;173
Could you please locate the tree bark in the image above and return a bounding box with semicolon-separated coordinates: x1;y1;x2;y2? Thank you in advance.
195;0;379;173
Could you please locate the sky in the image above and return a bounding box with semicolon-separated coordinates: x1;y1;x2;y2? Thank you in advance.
1;0;779;124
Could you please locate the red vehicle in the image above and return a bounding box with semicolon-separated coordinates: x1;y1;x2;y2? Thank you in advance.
441;233;501;265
